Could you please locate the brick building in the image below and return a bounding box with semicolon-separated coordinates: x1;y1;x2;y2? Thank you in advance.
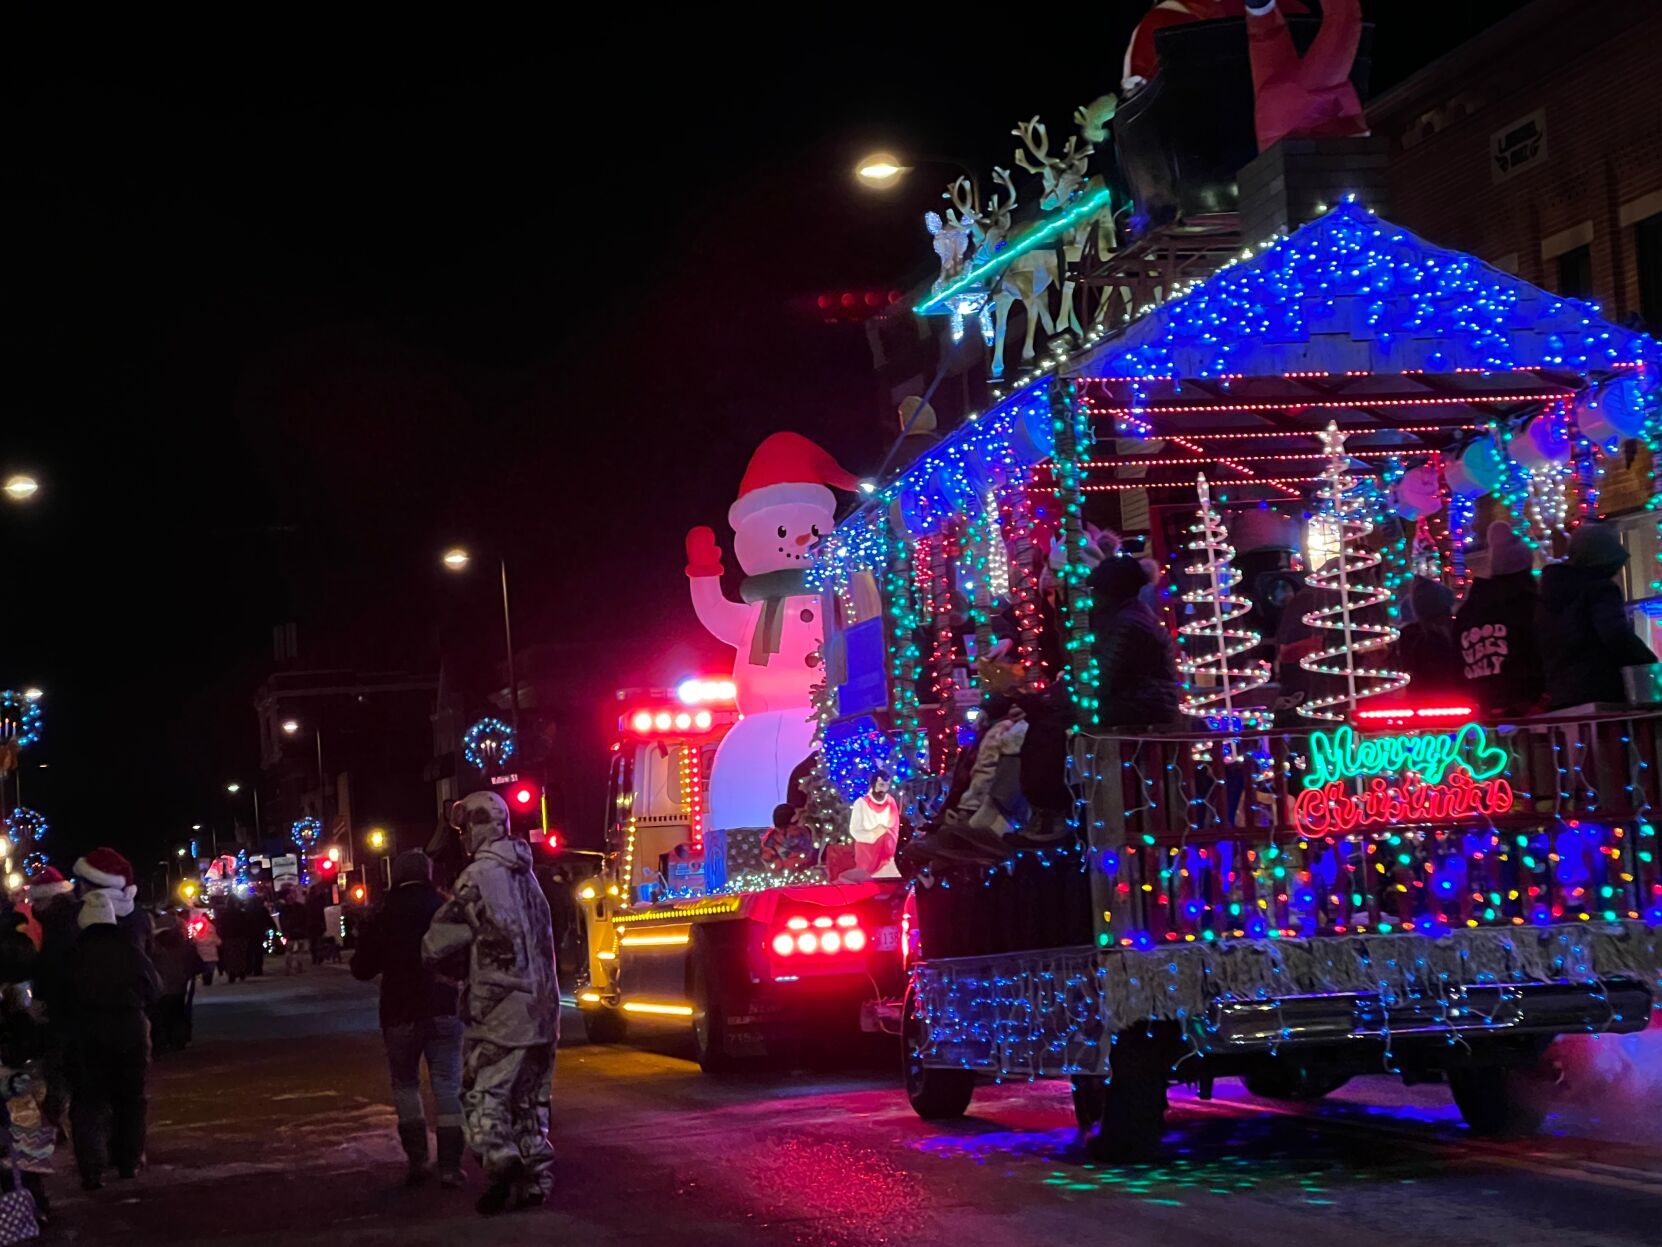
1369;0;1662;333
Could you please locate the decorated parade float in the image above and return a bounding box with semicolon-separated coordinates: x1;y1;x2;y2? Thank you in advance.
814;1;1662;1158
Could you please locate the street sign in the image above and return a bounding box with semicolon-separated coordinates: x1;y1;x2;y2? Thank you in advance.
271;854;300;890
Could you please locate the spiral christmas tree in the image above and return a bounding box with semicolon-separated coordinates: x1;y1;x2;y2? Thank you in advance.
1177;474;1269;719
1298;424;1409;721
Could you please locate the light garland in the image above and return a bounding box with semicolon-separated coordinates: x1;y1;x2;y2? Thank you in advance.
4;808;46;853
1297;424;1409;720
1050;379;1100;723
462;717;516;771
1176;475;1269;721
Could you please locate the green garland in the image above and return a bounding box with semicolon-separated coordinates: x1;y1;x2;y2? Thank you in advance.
1049;379;1100;724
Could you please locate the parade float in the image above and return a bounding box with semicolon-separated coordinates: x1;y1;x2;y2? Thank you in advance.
816;1;1662;1157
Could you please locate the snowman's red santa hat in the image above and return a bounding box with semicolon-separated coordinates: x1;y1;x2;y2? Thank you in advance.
729;433;860;531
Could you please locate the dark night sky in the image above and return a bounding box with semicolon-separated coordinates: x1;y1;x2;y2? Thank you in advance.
1;2;1530;864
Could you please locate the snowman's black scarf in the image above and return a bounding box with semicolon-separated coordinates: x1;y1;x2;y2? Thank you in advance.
741;569;811;665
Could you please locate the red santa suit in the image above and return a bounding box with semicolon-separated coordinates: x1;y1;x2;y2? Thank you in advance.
847;793;900;879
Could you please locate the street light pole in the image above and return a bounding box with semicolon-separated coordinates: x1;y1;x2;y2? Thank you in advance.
500;557;520;740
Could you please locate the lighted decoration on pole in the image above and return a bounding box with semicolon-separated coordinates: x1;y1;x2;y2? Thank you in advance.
1298;424;1409;721
462;717;517;772
1176;474;1269;721
290;815;322;887
0;692;42;749
4;808;46;858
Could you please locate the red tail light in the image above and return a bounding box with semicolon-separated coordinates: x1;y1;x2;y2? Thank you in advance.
767;912;867;965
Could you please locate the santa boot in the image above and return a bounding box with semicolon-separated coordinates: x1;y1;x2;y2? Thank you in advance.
397;1122;430;1186
435;1126;465;1188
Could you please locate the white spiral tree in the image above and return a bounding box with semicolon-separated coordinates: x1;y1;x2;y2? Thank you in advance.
1178;474;1270;722
1298;424;1409;721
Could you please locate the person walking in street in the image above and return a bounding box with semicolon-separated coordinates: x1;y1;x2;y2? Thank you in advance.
279;891;310;973
422;791;558;1215
245;896;276;976
306;885;329;966
26;868;78;1132
351;850;464;1187
189;908;221;985
52;891;159;1190
149;920;202;1054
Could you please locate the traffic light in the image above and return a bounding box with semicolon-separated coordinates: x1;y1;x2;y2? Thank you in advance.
508;781;540;814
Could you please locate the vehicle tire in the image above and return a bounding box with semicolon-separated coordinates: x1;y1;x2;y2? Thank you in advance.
581;1005;628;1045
903;987;975;1120
690;952;732;1074
1084;1030;1170;1163
1242;1061;1351;1101
1448;1064;1548;1137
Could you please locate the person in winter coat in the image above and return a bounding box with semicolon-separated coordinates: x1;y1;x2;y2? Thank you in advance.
189;908;221;984
26;869;78;1130
149;922;203;1054
1089;555;1180;729
1537;523;1658;709
0;909;36;985
245;897;276;976
352;850;464;1188
72;849;152;955
279;893;310;973
422;791;558;1216
1456;521;1544;716
54;890;160;1190
1397;576;1464;697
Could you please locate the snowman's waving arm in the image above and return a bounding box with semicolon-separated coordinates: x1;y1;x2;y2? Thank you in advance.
686;527;749;647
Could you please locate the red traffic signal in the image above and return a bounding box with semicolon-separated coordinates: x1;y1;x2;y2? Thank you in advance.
508;782;540;812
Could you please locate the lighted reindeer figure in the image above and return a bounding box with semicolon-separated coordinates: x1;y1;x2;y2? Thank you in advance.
967;168;1058;377
925;192;988;344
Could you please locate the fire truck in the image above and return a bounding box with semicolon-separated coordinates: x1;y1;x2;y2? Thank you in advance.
572;677;907;1071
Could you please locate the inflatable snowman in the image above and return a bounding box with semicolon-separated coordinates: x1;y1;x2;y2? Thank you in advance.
686;432;859;830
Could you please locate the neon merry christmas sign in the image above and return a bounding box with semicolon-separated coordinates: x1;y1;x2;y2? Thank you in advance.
1293;722;1514;837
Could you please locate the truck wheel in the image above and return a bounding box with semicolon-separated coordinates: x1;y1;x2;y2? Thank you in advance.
903;988;974;1120
582;1005;627;1045
691;954;732;1074
1242;1062;1351;1101
1448;1065;1548;1137
1084;1030;1170;1163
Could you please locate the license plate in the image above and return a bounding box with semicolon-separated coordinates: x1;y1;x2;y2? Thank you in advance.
876;925;899;952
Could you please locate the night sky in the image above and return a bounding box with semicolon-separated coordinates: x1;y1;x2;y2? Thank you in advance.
2;2;1530;864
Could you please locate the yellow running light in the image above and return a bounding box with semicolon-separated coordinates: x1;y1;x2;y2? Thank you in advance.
621;1001;695;1017
618;932;691;948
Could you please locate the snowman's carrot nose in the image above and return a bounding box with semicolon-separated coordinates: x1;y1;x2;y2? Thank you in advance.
794;533;812;546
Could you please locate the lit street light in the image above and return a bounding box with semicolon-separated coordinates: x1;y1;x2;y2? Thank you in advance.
282;719;300;735
279;718;328;848
226;782;241;794
21;688;41;702
440;546;522;739
3;475;39;503
226;781;262;841
367;828;387;851
854;152;909;187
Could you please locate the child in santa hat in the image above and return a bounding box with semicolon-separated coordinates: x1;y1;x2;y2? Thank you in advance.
73;848;153;955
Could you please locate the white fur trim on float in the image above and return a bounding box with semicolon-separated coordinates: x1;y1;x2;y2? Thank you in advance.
73;856;129;891
727;481;835;532
26;879;73;900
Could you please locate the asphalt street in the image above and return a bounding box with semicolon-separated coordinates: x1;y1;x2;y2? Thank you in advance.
38;966;1662;1246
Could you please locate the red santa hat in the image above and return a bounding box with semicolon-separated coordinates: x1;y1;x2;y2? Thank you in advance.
74;847;136;893
26;866;74;902
728;432;861;531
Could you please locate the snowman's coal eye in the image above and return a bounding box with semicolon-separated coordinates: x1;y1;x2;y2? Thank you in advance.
811;525;821;538
777;525;787;538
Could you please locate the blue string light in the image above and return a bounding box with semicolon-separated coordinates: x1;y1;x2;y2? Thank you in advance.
463;716;516;771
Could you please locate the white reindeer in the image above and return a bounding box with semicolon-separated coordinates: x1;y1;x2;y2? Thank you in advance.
968;168;1058;377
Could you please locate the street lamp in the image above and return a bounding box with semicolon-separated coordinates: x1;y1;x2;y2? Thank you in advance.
21;688;41;702
368;828;387;851
440;546;522;739
853;151;980;201
226;781;262;842
279;718;328;846
3;475;39;503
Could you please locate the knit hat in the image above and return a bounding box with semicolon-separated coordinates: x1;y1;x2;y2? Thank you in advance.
26;866;73;903
1090;554;1150;605
391;849;432;887
1569;522;1628;573
74;847;135;892
1482;521;1534;578
1408;576;1454;623
727;433;860;530
78;890;117;929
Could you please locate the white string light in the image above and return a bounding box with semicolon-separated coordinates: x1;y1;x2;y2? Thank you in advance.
1177;473;1269;720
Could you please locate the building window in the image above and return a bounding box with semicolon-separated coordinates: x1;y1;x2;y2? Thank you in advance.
1555;244;1593;298
1637;211;1662;335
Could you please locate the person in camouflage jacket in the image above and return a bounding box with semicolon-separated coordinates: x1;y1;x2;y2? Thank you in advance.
422;790;559;1214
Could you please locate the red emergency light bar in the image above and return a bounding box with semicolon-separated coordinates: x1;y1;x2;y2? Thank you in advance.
620;706;736;736
1352;703;1475;729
